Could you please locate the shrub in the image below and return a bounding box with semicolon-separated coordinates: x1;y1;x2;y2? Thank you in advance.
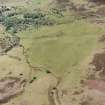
46;70;51;74
23;12;45;19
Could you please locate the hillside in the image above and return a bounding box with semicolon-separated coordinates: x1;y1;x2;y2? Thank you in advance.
0;0;105;105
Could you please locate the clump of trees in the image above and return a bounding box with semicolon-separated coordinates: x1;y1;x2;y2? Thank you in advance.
3;12;53;33
50;8;64;17
23;12;45;19
3;17;24;33
0;6;64;34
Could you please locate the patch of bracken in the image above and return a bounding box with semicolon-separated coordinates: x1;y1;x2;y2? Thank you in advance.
90;52;105;72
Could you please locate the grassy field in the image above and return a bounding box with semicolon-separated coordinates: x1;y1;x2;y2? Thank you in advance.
18;19;105;89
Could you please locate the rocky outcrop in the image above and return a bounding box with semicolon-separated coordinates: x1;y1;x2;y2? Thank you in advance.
0;77;26;103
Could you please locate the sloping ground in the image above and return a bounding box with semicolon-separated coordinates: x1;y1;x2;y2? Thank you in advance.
0;77;26;103
86;80;105;92
1;0;105;105
0;44;58;105
18;20;105;77
0;36;20;54
0;0;28;6
17;19;105;105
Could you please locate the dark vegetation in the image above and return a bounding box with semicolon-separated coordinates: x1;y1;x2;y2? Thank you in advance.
46;70;51;74
90;52;105;72
0;6;63;34
0;35;20;54
29;76;37;83
89;51;105;79
88;0;105;5
2;0;104;35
